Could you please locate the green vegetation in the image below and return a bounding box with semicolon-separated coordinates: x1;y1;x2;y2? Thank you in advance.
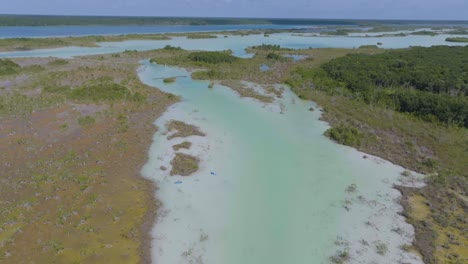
186;34;217;39
320;46;468;127
285;47;467;176
266;52;285;60
163;77;176;83
447;29;468;35
0;59;20;75
330;250;350;264
0;53;180;263
410;30;437;36
47;59;69;66
284;46;467;264
172;141;192;151
321;29;350;36
187;51;237;64
166;120;206;140
325;124;363;146
0;15;357;26
359;45;379;49
77;115;96;126
0;34;170;52
45;81;146;103
170;153;200;176
250;44;283;51
445;37;468;42
163;45;183;51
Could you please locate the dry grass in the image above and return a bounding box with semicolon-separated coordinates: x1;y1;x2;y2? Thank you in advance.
0;54;179;263
166;120;206;140
170;153;200;176
172;141;192;151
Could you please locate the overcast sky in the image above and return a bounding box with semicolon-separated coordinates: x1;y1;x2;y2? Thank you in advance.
1;0;467;20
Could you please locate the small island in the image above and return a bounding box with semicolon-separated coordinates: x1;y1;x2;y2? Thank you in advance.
445;37;468;42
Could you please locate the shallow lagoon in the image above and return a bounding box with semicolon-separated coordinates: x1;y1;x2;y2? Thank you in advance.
1;32;468;59
0;33;435;263
139;62;424;264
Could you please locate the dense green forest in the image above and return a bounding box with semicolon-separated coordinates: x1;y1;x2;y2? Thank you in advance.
287;46;468;127
2;15;468;27
187;51;237;64
0;15;356;26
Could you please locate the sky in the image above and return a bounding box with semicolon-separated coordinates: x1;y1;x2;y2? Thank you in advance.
1;0;467;20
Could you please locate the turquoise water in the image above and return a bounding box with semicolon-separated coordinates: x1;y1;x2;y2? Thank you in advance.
139;63;423;264
0;24;306;38
0;33;430;263
1;32;467;59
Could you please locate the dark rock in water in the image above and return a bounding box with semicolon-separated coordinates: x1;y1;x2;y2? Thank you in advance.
160;166;167;171
363;155;368;159
309;107;315;112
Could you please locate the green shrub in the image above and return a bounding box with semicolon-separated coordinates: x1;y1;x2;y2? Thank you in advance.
47;59;69;66
0;59;20;75
163;45;183;51
250;44;282;51
359;45;379;49
69;83;132;102
186;34;217;39
163;77;176;83
78;116;95;126
445;37;468;43
44;85;70;93
320;46;468;127
187;51;237;64
325;124;363;146
266;52;283;60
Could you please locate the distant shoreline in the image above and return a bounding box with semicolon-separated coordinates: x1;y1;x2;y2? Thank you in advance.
1;14;468;27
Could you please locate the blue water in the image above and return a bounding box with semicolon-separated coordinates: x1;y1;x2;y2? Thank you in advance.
2;32;467;60
0;24;307;39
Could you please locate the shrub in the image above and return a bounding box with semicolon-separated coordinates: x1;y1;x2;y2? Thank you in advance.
325;124;363;146
0;59;20;75
445;37;468;43
266;52;283;60
330;250;350;264
186;34;217;39
250;44;282;51
69;83;132;102
188;51;237;64
163;45;183;51
375;242;388;255
47;59;69;66
78;116;95;126
163;77;176;83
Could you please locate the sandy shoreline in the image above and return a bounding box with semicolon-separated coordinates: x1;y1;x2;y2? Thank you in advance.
138;63;425;263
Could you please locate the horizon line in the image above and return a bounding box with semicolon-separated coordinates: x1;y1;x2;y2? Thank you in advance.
1;14;468;23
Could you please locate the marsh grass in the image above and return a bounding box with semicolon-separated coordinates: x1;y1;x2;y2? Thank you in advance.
186;34;217;39
170;153;200;176
220;80;274;103
0;59;20;75
445;37;468;42
163;77;176;83
166;120;206;139
0;53;180;264
172;141;192;151
77;115;96;126
0;34;171;52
